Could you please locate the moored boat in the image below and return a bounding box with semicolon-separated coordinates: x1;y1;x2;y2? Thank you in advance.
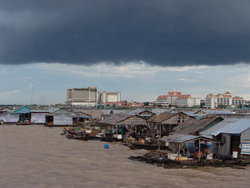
128;143;169;150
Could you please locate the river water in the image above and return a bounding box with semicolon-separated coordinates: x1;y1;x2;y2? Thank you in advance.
0;125;249;188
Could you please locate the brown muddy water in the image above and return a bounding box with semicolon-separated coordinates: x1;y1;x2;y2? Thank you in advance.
0;125;249;188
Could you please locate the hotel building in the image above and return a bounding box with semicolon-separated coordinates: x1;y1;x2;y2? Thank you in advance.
98;91;121;104
67;87;98;106
205;91;245;109
156;90;201;107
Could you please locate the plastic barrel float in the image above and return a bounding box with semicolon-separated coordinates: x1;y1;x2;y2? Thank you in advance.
104;144;110;149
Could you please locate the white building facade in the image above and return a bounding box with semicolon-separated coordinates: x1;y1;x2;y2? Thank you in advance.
156;91;201;107
67;87;98;106
176;97;201;107
232;96;245;106
205;91;245;109
98;91;121;104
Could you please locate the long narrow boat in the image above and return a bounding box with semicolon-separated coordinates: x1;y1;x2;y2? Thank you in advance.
100;137;123;142
128;143;169;150
16;121;33;125
66;134;89;140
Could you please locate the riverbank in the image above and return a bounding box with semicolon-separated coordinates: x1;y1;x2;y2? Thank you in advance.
0;125;249;188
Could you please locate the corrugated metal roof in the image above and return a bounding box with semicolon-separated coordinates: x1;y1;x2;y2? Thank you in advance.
182;111;207;119
31;110;49;113
31;108;59;113
73;109;102;119
148;112;176;123
101;110;128;115
127;109;146;115
202;110;235;115
160;134;199;143
79;115;92;118
200;118;240;136
160;134;219;143
173;116;223;135
46;109;78;117
181;111;196;116
13;106;31;114
152;109;173;115
211;118;250;136
100;113;131;125
168;135;199;143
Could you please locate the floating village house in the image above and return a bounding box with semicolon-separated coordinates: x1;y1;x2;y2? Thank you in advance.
30;108;59;124
208;118;250;157
45;109;78;126
200;118;240;138
98;113;131;137
160;134;221;160
147;112;193;136
170;116;250;158
13;106;31;123
0;110;19;124
173;115;224;135
127;109;155;120
159;115;224;157
0;106;59;124
99;113;149;136
100;113;148;129
71;109;101;120
71;111;93;126
118;114;149;131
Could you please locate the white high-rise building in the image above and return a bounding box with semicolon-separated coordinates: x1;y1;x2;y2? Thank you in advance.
67;87;98;106
232;96;245;106
98;91;121;104
176;97;201;107
156;90;200;107
205;91;244;109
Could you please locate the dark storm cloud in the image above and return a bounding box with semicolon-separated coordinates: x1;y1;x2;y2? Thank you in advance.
0;0;250;66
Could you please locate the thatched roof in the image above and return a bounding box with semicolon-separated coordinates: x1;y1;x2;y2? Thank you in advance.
119;115;148;126
100;113;148;126
147;112;176;123
173;116;224;135
148;112;192;123
46;109;78;117
71;109;102;119
100;113;131;126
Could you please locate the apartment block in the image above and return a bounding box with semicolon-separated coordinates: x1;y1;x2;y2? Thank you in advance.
98;91;121;104
156;90;200;107
205;91;244;109
67;87;98;106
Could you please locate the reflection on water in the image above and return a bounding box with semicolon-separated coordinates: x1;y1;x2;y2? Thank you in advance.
0;125;249;188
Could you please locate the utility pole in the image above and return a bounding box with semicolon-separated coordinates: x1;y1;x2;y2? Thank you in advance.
30;86;34;105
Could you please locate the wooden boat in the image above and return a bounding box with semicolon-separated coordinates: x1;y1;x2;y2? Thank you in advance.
128;143;169;150
66;134;89;140
99;133;124;142
16;121;33;125
100;137;123;142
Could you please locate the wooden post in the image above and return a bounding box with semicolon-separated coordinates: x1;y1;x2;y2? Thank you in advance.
158;124;161;151
160;124;162;138
116;125;119;136
178;144;181;159
218;142;221;159
199;139;201;162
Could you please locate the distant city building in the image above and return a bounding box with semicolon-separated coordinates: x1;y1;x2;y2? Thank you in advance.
176;96;201;107
232;96;245;106
67;87;98;106
205;91;245;109
156;90;200;107
98;91;121;104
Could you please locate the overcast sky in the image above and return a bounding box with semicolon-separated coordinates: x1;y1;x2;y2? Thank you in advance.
0;0;250;104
